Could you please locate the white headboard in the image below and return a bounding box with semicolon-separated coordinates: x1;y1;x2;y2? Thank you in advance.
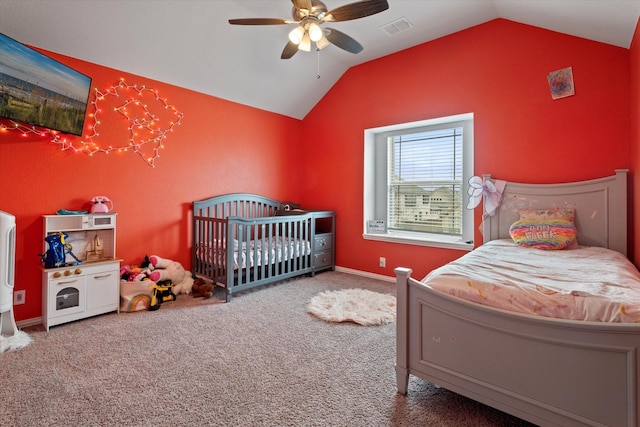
482;169;628;256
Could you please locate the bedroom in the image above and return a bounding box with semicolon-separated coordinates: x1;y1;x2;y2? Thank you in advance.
0;0;639;425
0;0;638;372
0;0;638;328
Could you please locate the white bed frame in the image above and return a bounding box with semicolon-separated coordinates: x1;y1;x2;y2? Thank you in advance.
395;169;639;426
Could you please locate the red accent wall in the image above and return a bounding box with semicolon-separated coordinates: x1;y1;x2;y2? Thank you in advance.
0;52;302;322
299;19;632;280
1;18;636;322
631;19;640;268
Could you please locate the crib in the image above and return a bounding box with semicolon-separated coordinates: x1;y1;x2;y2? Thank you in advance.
192;193;335;302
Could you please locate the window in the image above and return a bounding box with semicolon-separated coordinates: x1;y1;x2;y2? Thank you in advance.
363;113;474;250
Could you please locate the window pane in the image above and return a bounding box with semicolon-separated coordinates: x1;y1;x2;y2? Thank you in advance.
387;127;463;236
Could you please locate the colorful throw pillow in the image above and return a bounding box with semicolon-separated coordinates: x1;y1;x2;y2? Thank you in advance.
509;218;577;250
517;207;578;247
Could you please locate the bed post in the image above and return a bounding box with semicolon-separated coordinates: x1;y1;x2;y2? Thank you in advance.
395;267;412;395
481;173;492;242
613;169;628;257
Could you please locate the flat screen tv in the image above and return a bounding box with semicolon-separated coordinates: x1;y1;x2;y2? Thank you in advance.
0;32;92;136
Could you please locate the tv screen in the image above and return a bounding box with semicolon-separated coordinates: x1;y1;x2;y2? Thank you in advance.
0;33;92;136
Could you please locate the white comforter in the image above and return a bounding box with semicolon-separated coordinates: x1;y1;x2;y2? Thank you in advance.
422;239;640;322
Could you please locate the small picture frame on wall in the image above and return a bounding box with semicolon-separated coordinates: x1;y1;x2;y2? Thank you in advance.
547;67;575;100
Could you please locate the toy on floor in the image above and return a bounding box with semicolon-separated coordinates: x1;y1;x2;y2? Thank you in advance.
191;278;214;299
149;280;176;311
120;264;152;282
147;255;194;295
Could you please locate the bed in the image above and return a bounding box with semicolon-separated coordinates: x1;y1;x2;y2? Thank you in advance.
193;193;334;302
395;169;640;426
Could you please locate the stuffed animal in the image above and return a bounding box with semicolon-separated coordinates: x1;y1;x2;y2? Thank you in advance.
120;264;151;282
147;255;194;294
191;278;214;299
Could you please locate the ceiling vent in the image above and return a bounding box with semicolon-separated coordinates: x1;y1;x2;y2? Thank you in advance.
381;17;413;36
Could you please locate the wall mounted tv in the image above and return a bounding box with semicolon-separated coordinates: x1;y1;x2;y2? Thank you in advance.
0;33;92;136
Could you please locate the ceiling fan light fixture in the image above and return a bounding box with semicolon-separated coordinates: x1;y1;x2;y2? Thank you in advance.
230;0;390;59
308;22;323;42
288;25;305;44
299;33;312;51
316;34;330;50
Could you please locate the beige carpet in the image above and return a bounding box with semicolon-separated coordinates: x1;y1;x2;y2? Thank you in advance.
1;272;535;427
307;288;396;325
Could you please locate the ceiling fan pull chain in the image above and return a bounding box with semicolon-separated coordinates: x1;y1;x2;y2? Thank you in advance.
316;48;321;79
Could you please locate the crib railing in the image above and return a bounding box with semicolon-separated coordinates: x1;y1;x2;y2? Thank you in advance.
192;216;226;285
226;214;314;299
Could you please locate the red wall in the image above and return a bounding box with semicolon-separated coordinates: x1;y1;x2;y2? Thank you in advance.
1;18;636;323
631;19;640;268
0;51;302;322
299;19;632;280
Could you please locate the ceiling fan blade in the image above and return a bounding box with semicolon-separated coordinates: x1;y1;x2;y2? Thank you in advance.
228;18;289;25
325;28;363;54
291;0;312;13
281;41;299;59
323;0;389;22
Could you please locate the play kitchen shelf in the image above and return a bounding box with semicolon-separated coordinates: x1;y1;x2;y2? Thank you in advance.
41;213;121;330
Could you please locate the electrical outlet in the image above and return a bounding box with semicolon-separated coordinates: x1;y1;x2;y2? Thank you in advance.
379;257;386;268
14;290;25;305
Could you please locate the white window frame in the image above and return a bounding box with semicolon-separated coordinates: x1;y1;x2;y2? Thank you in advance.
363;113;474;251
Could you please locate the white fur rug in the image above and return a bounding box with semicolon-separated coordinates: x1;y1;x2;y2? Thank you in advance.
307;288;396;326
0;330;32;353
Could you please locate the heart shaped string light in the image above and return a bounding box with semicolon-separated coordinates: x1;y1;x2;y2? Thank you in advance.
0;79;184;168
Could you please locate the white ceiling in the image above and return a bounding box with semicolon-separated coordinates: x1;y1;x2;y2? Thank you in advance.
1;0;638;120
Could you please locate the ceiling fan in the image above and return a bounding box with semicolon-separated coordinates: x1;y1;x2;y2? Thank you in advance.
229;0;389;59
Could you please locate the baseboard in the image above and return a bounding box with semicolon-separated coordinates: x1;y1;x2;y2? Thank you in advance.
334;266;395;283
17;317;42;329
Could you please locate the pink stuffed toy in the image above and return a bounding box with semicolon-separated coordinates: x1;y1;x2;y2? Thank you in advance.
148;255;194;294
120;265;151;282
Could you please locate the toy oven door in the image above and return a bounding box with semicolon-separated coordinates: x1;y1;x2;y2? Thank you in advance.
48;275;86;318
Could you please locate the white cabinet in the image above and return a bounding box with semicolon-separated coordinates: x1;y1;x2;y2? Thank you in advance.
41;213;121;330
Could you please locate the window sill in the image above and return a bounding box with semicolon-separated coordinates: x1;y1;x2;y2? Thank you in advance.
363;232;474;251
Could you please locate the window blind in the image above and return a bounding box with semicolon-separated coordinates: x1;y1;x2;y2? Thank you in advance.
387;126;463;236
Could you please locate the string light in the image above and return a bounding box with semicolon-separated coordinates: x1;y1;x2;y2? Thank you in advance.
0;78;185;168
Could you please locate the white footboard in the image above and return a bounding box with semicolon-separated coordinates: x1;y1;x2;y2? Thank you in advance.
395;267;640;427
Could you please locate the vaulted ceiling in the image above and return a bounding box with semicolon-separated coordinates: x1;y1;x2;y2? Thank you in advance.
1;0;638;119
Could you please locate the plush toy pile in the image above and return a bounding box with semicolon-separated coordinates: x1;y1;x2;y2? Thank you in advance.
120;255;195;295
119;255;214;313
120;264;151;282
146;255;194;295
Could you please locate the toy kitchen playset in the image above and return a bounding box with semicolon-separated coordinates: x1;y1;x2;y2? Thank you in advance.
40;197;121;330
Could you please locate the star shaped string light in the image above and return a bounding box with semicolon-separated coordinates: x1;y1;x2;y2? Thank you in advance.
0;79;184;167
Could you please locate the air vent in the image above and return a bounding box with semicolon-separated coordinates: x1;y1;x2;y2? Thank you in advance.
381;17;413;36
